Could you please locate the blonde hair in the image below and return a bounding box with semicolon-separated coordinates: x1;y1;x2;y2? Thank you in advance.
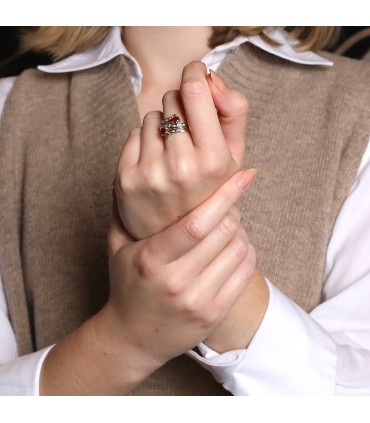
21;26;340;60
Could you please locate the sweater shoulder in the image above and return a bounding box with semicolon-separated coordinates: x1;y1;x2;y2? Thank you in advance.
13;68;70;97
319;52;370;121
275;49;370;98
320;50;370;73
282;51;370;119
319;50;370;86
1;69;70;128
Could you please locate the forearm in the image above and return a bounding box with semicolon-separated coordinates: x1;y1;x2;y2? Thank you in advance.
40;304;159;395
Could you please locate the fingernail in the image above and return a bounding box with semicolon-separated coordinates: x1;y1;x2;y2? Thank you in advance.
238;169;257;189
209;70;228;93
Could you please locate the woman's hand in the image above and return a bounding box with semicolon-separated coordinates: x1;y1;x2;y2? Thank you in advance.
105;170;256;369
115;62;250;240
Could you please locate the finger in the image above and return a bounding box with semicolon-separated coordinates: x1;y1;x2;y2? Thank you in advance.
180;62;228;154
147;168;256;263
172;212;242;279
139;111;165;164
117;127;141;169
228;205;241;222
212;244;256;310
161;90;197;178
207;71;248;167
162;90;194;151
195;227;249;298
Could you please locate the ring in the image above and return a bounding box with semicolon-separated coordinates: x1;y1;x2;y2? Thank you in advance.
159;114;189;138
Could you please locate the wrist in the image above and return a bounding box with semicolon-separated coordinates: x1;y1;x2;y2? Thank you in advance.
90;302;163;390
39;302;161;395
204;269;269;353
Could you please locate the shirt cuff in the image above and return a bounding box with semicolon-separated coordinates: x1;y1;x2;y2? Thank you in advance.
187;280;337;395
0;345;54;395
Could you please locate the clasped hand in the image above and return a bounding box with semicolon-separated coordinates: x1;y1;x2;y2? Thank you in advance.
115;62;250;239
107;62;257;371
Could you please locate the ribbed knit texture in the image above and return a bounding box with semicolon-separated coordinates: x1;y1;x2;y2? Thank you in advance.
219;44;370;311
0;45;369;395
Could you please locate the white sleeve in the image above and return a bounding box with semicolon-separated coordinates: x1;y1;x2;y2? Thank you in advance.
0;77;16;117
0;272;54;395
0;76;55;396
188;137;370;396
0;347;53;396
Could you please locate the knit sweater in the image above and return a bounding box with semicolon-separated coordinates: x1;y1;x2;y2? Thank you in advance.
0;43;369;395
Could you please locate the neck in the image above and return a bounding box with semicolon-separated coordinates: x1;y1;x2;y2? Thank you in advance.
123;27;213;90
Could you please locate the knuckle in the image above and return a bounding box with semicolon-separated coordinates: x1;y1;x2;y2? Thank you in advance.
169;160;194;185
202;156;229;179
176;290;210;320
183;61;206;74
182;215;206;242
169;288;193;313
229;205;241;222
219;213;239;236
181;78;205;99
199;307;220;328
172;289;220;328
163;90;180;103
140;165;166;194
243;259;255;280
183;61;198;70
179;294;198;315
135;247;157;279
237;93;249;113
201;311;216;328
143;110;162;123
164;279;182;299
232;231;249;258
232;92;249;117
115;169;134;195
128;127;141;138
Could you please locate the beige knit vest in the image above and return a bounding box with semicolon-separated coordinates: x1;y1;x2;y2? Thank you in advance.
1;44;370;395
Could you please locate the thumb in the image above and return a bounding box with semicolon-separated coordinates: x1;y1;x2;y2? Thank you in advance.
108;190;134;260
206;70;248;167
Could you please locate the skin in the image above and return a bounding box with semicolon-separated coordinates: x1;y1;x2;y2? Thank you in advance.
115;63;247;239
116;27;269;353
40;27;269;395
115;64;269;354
41;170;255;395
124;26;214;116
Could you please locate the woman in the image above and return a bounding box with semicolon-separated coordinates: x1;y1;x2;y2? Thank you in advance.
0;26;369;395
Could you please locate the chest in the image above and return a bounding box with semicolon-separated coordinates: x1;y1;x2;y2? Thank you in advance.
2;52;368;358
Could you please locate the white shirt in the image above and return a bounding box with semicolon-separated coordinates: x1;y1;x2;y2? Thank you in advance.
1;27;370;395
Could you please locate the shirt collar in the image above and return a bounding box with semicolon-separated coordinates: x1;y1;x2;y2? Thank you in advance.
38;26;333;94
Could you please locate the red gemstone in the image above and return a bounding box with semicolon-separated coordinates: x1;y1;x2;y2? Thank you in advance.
160;127;167;136
170;115;180;124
